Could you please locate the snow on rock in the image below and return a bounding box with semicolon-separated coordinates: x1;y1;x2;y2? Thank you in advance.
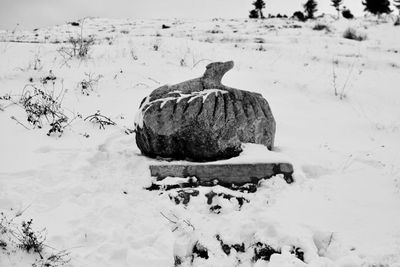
216;143;292;164
268;252;307;267
134;89;227;129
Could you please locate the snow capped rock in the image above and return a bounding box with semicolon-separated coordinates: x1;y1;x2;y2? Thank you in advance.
135;61;276;161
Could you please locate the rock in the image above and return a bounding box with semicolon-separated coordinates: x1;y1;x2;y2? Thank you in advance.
135;61;276;161
149;162;294;186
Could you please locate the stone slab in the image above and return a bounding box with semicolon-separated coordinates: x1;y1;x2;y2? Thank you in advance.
149;162;294;186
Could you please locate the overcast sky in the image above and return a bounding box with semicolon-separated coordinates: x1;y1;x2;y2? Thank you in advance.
0;0;366;30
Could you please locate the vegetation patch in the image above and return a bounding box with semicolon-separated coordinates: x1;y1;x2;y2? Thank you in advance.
343;27;367;41
0;213;70;267
78;73;103;96
0;83;72;137
84;111;116;129
313;23;331;32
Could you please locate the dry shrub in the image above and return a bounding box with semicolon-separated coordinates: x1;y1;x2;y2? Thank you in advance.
343;27;367;41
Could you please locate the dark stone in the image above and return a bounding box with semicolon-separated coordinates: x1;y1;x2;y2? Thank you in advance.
252;242;281;262
216;235;246;256
205;190;249;208
232;243;246;253
291;247;305;262
192;242;209;260
169;189;199;205
135;61;276;161
209;205;222;214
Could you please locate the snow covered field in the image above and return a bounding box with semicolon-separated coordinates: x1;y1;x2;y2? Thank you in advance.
0;16;400;266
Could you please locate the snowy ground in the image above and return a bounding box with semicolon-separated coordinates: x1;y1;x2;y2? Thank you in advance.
0;16;400;266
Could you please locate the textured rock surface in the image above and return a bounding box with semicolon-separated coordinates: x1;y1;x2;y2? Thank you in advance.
135;61;276;161
149;163;294;186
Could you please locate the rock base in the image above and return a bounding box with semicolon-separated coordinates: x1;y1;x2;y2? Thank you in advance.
149;162;294;186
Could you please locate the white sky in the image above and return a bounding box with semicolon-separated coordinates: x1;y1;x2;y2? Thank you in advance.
0;0;367;30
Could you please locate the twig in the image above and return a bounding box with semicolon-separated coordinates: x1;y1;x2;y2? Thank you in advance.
159;212;195;231
340;57;358;100
332;57;338;97
15;204;32;218
10;116;30;130
84;111;116;129
183;219;195;230
327;232;334;248
133;83;150;88
62;113;81;128
192;58;212;69
148;77;160;84
79;18;86;50
160;212;177;224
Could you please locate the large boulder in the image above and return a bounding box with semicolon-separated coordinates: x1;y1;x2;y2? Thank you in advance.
134;61;276;161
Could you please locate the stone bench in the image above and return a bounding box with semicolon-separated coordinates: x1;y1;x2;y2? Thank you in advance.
149;162;294;186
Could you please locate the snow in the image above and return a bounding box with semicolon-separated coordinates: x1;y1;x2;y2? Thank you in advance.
1;16;400;266
134;89;227;129
150;143;293;166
